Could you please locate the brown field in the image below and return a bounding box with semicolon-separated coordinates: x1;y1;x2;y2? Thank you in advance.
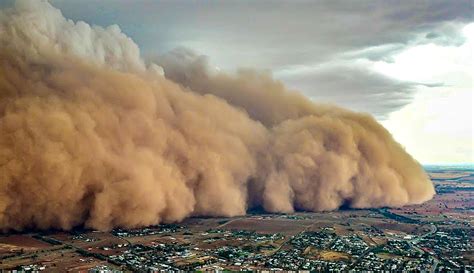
371;222;428;235
220;218;311;234
197;238;243;250
0;235;50;248
429;172;472;180
393;173;473;221
0;235;51;256
0;244;121;272
304;247;350;261
377;253;403;260
318;250;351;261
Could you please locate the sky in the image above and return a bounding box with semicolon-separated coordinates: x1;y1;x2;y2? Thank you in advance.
3;0;472;164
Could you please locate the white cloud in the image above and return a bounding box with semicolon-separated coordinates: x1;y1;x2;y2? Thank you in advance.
383;87;472;164
373;23;473;86
380;23;473;164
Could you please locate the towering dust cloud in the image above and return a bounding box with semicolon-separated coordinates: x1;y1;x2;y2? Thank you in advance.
0;0;434;231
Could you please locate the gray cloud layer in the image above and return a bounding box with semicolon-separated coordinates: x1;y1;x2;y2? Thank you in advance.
276;64;443;119
41;0;472;68
25;0;471;119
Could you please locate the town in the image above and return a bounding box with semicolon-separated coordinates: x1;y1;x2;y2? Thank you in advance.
1;168;472;272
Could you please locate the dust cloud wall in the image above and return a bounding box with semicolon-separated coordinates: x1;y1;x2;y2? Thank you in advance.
0;0;434;231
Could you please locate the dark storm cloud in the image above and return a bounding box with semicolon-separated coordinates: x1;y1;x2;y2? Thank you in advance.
275;64;440;119
3;0;467;118
44;0;472;68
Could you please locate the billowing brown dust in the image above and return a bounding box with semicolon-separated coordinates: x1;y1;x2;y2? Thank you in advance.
0;0;434;231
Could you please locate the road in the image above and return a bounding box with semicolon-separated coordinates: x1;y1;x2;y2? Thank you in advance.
408;224;438;273
216;217;241;229
375;208;439;272
268;222;315;256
